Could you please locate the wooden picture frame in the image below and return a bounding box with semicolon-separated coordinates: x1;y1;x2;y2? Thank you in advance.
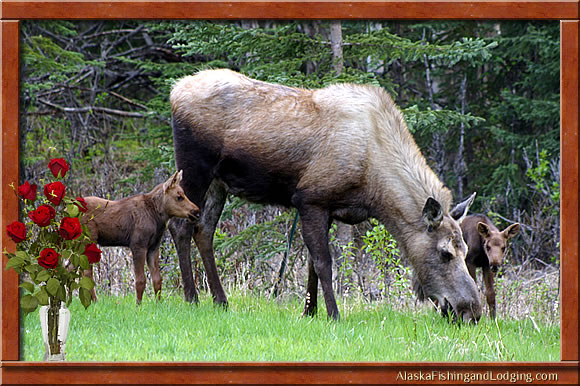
1;1;578;384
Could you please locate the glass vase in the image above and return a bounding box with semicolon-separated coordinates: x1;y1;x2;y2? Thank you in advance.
39;299;71;361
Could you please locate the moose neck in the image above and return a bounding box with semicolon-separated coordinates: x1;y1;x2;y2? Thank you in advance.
143;184;170;224
365;111;453;260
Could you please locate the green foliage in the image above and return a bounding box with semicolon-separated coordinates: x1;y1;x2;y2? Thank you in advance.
362;219;410;299
526;149;560;203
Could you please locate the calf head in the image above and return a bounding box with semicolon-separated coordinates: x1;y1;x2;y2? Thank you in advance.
162;170;200;221
477;222;520;272
412;193;482;323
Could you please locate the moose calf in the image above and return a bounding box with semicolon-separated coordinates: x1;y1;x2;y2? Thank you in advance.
82;171;199;304
461;214;520;318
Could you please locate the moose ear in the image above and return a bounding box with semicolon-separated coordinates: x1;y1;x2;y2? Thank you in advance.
477;222;491;238
163;171;180;193
450;192;476;223
422;197;443;232
175;170;183;185
503;223;521;240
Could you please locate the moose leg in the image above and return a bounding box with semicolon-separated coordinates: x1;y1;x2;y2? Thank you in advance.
169;218;198;303
303;218;334;317
85;266;98;302
482;265;496;318
466;261;477;282
296;203;339;320
193;180;228;306
303;256;319;317
147;248;162;300
131;247;148;304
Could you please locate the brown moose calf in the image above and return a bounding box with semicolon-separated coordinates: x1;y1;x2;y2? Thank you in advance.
82;171;199;304
461;214;520;318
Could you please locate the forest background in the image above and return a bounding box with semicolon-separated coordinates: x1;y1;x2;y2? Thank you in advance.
19;20;560;324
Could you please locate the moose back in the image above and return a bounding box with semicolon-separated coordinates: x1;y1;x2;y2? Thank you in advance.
169;69;481;322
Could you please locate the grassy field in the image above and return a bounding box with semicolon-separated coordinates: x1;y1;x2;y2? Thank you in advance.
21;291;559;362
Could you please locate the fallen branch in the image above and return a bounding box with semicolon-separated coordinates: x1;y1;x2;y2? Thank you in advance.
38;98;146;118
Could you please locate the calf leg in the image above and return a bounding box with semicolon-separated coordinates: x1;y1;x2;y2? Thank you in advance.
194;180;228;306
131;247;148;304
147;248;162;300
295;202;339;320
169;218;198;303
482;265;496;318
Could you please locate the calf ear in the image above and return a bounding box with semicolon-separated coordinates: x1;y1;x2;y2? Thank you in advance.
450;192;476;223
423;197;443;232
163;171;180;193
175;170;183;185
477;222;491;238
503;223;521;240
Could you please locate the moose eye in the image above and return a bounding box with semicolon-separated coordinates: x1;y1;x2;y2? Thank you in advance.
177;195;184;201
441;251;453;262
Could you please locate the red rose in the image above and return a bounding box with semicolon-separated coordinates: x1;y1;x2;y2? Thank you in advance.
44;181;66;206
75;197;88;213
38;248;60;269
28;204;56;227
59;217;82;240
18;181;37;201
48;158;69;178
6;221;26;243
83;243;102;264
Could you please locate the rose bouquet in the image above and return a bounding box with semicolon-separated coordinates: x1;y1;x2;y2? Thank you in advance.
4;157;101;312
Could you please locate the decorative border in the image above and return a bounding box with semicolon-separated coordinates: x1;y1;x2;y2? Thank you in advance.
1;2;578;384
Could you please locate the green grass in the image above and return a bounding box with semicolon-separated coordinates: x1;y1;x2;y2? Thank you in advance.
21;292;560;362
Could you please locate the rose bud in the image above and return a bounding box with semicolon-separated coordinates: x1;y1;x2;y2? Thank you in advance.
28;204;56;227
38;248;60;269
44;181;66;206
48;158;70;179
18;181;38;202
6;221;26;243
59;217;82;240
83;243;102;264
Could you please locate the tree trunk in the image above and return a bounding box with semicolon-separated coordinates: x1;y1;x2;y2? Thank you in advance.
454;74;468;199
329;21;344;75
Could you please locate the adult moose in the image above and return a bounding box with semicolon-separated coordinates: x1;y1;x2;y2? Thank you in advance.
169;69;482;322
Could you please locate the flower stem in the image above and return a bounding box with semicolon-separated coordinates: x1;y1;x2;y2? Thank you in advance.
47;297;61;355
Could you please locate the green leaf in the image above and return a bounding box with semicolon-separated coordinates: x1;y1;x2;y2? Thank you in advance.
71;253;80;268
35;287;49;306
20;294;39;314
79;254;89;270
19;281;36;294
61;249;72;261
56;283;67;302
15;251;29;260
5;255;25;271
67;203;80;217
46;277;60;296
36;269;51;282
79;287;92;309
79;276;95;290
